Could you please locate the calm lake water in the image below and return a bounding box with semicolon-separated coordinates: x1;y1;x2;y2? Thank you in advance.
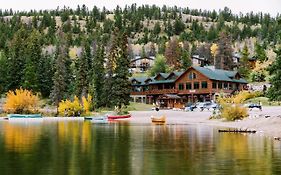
0;120;281;175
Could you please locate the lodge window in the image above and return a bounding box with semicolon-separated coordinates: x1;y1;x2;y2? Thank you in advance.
212;82;217;89
188;72;197;80
224;83;228;89
179;83;184;90
186;83;192;90
229;83;233;90
194;82;199;89
201;81;208;89
233;83;238;90
218;82;222;89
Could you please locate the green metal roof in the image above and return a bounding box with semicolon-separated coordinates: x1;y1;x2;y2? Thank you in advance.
131;77;149;86
159;73;170;79
149;79;175;84
192;66;247;83
130;66;247;85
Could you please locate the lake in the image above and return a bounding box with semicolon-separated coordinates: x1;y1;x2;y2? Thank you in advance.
0;119;280;175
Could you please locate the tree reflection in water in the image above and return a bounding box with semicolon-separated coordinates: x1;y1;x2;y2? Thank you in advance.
0;121;280;175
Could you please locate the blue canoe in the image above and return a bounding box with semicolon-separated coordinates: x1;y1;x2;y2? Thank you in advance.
91;116;108;123
8;114;42;119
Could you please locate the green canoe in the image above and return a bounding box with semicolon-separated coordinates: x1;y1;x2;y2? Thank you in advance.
8;114;42;118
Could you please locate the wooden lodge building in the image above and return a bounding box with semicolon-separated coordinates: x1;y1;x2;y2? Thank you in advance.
130;66;247;108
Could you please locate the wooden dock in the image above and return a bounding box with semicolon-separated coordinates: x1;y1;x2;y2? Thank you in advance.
218;129;256;133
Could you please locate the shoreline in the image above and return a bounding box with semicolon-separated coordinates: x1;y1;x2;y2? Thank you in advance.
1;106;281;139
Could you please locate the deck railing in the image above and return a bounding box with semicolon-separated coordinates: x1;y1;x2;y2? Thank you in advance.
131;89;178;95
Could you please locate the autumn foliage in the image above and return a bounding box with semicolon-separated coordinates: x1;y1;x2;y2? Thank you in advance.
216;91;261;121
3;88;39;114
58;95;92;116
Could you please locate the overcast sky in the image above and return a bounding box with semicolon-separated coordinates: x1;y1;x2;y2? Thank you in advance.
1;0;280;16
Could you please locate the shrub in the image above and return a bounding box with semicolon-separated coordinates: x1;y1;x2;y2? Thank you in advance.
218;91;262;105
3;88;39;114
58;95;92;116
82;94;92;115
220;104;248;121
216;91;253;121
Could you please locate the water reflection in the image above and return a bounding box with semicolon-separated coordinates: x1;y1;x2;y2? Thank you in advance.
2;120;43;153
0;121;280;175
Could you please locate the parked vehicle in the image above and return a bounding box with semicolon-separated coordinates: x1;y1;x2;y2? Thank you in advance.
185;101;219;111
184;103;197;111
248;103;262;110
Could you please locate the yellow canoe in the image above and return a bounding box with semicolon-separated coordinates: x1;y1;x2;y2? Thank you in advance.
151;115;166;123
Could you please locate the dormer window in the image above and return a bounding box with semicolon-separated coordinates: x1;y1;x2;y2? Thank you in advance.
146;79;152;84
188;72;197;80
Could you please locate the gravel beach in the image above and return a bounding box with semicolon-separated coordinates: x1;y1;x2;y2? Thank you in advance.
129;106;281;138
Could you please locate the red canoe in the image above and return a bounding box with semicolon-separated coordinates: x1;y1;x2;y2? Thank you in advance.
107;114;131;120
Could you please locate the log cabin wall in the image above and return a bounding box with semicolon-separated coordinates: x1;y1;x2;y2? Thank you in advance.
175;67;213;95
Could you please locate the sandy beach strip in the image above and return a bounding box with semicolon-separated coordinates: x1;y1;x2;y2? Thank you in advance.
129;106;281;138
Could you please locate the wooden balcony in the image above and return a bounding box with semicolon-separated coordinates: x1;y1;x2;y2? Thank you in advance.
147;89;178;95
131;91;148;95
131;89;178;95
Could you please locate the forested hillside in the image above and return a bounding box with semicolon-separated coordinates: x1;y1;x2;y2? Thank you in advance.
0;4;280;107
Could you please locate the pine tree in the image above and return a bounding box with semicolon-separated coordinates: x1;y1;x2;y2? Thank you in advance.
153;22;161;35
0;51;8;94
267;47;281;100
76;38;91;98
111;31;131;108
92;41;106;108
215;32;234;70
173;18;185;35
6;27;29;91
50;31;70;108
181;49;192;69
38;53;54;98
254;42;267;62
23;30;42;92
238;44;251;78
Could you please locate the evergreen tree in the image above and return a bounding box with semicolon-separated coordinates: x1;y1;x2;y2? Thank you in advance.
0;51;8;94
111;31;131;108
50;31;70;108
181;46;192;69
76;38;91;98
254;42;267;62
92;41;106;108
38;53;54;98
23;30;42;92
267;47;281;100
6;27;29;91
173;18;185;35
153;22;161;35
238;44;251;78
215;32;234;70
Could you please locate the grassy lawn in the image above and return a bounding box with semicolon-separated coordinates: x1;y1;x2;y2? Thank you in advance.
245;97;281;106
127;102;153;111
